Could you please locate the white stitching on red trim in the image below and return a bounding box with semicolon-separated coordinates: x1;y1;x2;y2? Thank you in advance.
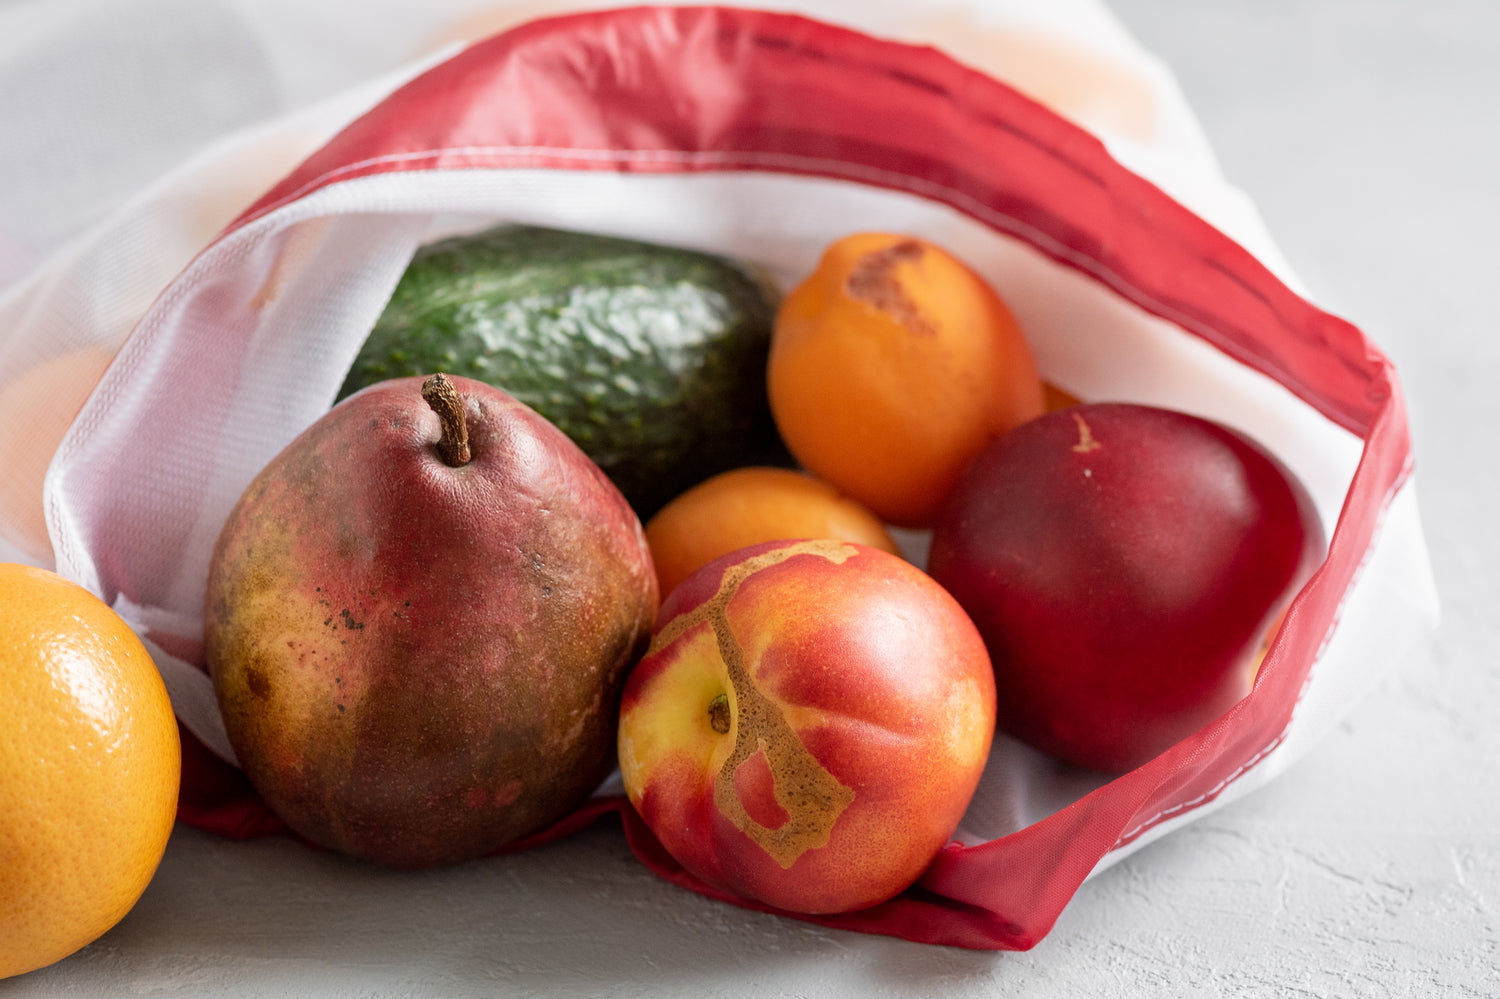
1117;733;1288;844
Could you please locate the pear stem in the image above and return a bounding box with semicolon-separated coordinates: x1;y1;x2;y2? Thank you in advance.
421;374;471;467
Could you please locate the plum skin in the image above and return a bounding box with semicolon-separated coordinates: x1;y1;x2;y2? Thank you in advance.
927;403;1326;774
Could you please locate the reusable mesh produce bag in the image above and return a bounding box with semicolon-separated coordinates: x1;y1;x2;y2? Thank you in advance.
0;5;1438;950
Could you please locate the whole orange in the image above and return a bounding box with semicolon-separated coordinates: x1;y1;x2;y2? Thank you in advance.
644;466;900;599
767;233;1044;527
0;564;181;980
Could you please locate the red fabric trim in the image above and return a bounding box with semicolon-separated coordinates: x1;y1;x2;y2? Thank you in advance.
177;5;1413;950
232;5;1382;438
176;720;285;840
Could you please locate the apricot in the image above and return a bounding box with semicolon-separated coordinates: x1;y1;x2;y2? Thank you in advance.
767;233;1044;527
643;466;899;599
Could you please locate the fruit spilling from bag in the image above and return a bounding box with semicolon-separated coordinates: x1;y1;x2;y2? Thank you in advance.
198;224;1326;916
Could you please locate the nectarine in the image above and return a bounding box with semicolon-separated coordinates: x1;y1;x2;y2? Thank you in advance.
618;539;995;914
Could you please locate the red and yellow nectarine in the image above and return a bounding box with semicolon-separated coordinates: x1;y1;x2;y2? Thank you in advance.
618;539;995;915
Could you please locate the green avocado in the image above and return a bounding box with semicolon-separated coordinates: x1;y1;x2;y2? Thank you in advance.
338;224;787;518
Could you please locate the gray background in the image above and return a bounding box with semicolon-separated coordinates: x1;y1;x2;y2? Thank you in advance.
3;1;1494;995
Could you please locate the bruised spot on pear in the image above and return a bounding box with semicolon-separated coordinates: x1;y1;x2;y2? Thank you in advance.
246;666;271;701
652;540;858;869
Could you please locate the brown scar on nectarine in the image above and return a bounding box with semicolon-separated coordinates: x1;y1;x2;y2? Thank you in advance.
649;540;858;869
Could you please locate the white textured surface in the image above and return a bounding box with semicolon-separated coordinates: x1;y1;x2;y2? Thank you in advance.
3;1;1493;995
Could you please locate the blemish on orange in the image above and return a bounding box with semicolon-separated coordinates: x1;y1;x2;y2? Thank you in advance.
844;240;936;336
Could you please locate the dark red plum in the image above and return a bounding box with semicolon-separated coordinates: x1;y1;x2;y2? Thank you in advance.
927;403;1325;774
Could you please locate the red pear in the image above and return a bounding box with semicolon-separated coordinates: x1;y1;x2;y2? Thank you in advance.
204;374;657;867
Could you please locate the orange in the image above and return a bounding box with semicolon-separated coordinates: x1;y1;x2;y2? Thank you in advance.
644;466;901;599
1043;381;1083;411
0;564;181;980
767;232;1044;528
